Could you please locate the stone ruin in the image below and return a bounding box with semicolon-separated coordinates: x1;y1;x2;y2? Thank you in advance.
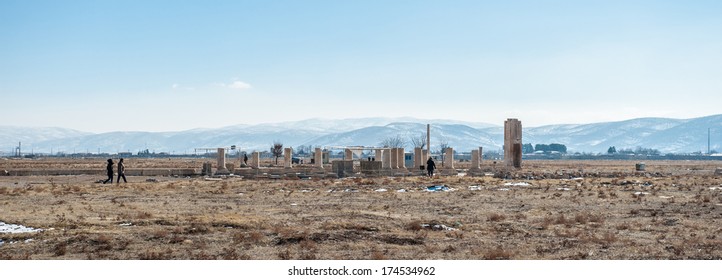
504;118;522;169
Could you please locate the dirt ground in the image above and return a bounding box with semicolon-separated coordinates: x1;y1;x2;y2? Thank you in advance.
0;158;720;260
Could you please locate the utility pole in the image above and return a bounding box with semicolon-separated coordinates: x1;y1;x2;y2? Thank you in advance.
709;128;712;155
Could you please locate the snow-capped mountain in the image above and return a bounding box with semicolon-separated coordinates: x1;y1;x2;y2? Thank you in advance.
1;115;720;155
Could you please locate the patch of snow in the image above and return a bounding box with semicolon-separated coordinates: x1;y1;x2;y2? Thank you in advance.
396;189;408;193
0;222;42;234
557;187;571;191
375;188;387;192
504;182;531;187
468;186;481;191
119;222;132;227
634;192;649;196
572;177;584;181
659;196;674;199
497;188;511;191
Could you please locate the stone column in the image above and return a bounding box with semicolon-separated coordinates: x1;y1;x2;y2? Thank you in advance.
397;148;406;170
414;147;423;170
504;118;522;168
215;148;230;175
344;149;353;161
250;152;260;169
478;147;483;165
470;149;480;171
314;148;323;169
382;149;391;169
444;147;454;169
389;148;398;169
375;149;383;164
284;147;293;169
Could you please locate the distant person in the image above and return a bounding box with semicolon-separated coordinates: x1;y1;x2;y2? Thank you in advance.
103;159;114;184
426;157;436;177
117;158;127;183
243;153;248;165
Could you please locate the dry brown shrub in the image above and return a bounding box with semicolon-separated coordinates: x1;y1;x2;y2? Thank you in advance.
277;248;292;260
487;213;506;222
53;241;67;256
405;220;423;231
370;249;387;260
483;246;513;260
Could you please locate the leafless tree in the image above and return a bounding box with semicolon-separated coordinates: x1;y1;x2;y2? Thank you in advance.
436;139;449;167
409;133;427;149
270;141;283;165
380;135;406;148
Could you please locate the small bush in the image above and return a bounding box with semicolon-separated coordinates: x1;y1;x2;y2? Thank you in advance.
487;213;506;222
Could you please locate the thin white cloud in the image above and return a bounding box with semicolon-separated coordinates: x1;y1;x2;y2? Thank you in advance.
228;81;252;91
213;79;252;91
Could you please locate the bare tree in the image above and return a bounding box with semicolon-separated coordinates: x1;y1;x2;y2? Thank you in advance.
409;133;427;149
436;139;449;167
270;141;283;165
379;135;406;148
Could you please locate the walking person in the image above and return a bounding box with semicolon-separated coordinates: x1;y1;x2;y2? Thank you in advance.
117;158;127;183
243;153;248;166
426;157;436;177
102;159;114;184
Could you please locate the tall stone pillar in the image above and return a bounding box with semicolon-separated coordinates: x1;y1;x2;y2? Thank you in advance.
215;148;230;175
414;147;423;170
314;148;323;169
250;152;260;169
344;149;353;160
382;149;391;169
397;148;406;170
444;147;454;169
375;149;382;163
390;148;398;169
504;118;522;168
284;147;293;169
478;146;483;165
470;149;481;171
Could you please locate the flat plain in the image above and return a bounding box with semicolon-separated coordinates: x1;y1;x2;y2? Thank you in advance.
0;158;720;259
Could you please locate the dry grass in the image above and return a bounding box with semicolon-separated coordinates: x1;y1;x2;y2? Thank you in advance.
0;158;721;259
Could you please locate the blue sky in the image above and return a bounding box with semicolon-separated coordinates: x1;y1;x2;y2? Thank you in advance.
2;0;721;133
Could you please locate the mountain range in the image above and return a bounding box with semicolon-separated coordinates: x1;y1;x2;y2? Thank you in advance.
1;115;720;155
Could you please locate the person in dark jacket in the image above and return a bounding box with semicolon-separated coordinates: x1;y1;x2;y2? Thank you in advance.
103;159;114;184
117;158;127;183
426;157;436;177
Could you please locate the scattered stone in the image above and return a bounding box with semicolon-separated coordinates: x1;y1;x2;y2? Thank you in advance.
145;178;158;182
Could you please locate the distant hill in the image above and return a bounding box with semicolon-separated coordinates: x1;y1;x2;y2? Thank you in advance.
1;115;720;155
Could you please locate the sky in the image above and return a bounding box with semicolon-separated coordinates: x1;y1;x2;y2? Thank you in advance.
1;0;721;133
